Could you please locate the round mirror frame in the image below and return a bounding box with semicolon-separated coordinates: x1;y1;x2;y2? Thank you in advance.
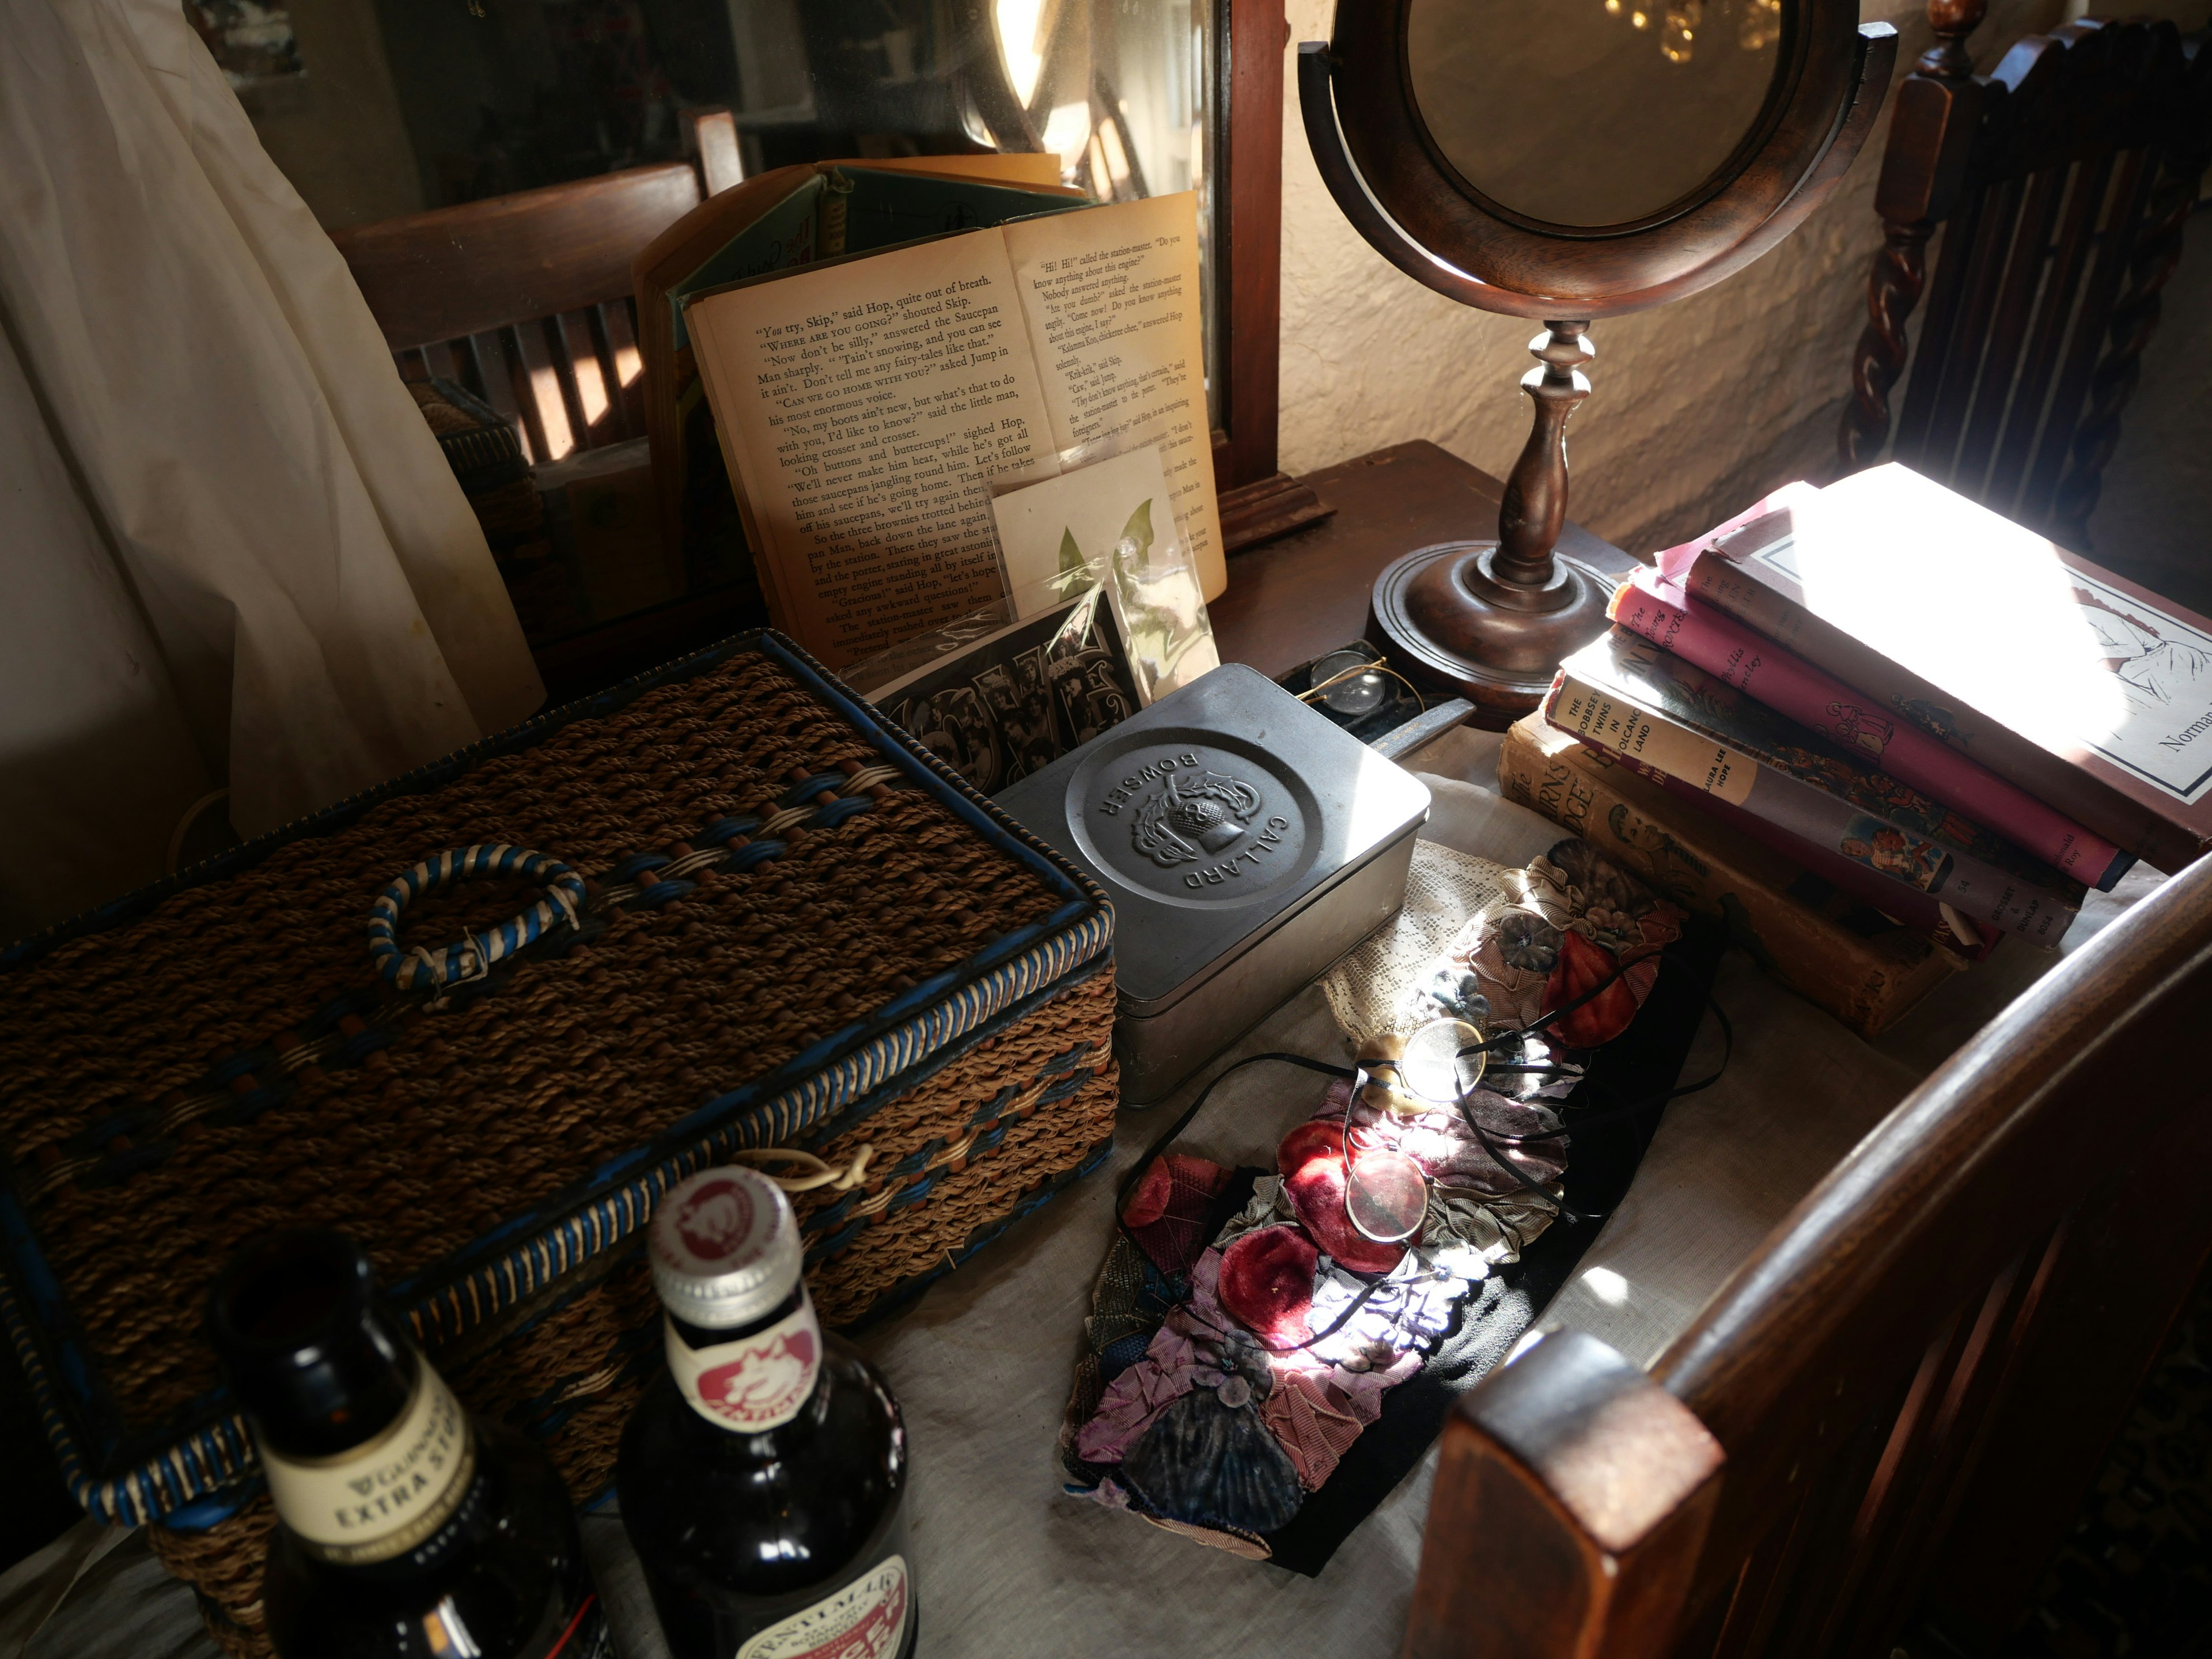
1308;0;1888;319
1400;0;1794;240
1297;0;1896;722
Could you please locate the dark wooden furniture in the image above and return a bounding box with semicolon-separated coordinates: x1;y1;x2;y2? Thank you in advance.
332;109;746;467
1297;1;1896;720
1839;1;2212;551
1209;440;1633;683
686;107;746;198
1402;845;2212;1656
336;9;1315;697
1213;0;1331;549
336;162;686;463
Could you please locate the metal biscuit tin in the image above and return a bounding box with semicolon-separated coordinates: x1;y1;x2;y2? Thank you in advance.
996;665;1430;1105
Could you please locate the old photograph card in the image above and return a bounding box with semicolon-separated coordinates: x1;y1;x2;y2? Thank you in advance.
991;446;1221;705
857;584;1142;795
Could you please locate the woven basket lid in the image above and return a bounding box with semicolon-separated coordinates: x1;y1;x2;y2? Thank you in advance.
0;631;1111;1527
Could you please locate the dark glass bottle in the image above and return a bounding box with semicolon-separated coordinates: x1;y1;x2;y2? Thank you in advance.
617;1166;914;1659
207;1230;608;1659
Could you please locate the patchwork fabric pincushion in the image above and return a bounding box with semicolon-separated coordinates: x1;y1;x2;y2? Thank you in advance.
1057;835;1694;1558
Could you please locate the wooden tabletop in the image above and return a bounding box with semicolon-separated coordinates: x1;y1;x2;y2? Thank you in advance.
1207;440;1636;680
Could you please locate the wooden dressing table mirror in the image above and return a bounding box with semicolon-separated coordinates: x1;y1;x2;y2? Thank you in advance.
1297;0;1899;721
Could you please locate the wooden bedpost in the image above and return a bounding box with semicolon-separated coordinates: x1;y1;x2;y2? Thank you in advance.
1403;1332;1724;1659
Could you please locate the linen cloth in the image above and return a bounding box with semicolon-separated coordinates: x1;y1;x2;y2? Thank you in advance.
0;0;541;933
2;725;2156;1659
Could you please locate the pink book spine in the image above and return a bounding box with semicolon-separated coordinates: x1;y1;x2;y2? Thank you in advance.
1609;567;2132;889
1649;480;1820;582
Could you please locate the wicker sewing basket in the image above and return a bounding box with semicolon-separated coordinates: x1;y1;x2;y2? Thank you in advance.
0;631;1116;1655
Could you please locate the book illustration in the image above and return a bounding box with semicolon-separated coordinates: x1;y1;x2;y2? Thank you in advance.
2069;578;2212;801
1820;699;1894;758
2077;585;2212;720
903;685;1005;793
972;654;1060;783
1010;647;1058;753
1603;803;1713;893
1836;819;1946;889
1892;696;1965;747
1049;624;1137;745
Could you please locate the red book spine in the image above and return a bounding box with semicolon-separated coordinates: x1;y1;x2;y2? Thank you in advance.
1608;568;2132;890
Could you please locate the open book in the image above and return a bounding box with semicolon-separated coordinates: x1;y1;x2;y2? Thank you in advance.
675;187;1224;668
635;158;1083;634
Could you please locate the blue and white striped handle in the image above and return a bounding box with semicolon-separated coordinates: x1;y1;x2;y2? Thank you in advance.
366;844;586;992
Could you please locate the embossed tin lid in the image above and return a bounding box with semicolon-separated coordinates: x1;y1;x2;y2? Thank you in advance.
995;665;1431;1016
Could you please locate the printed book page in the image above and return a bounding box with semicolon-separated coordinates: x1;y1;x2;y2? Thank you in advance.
687;230;1060;667
1003;194;1227;601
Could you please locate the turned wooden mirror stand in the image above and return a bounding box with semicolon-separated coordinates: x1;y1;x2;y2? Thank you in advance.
1298;0;1900;722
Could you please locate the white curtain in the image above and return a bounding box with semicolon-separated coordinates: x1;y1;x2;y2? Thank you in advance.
0;0;544;937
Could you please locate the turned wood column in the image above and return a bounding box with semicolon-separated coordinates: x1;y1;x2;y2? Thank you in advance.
1836;0;1985;473
1367;319;1614;724
1496;322;1594;589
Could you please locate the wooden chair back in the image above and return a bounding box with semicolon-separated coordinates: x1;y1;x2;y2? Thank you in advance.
331;109;745;467
1837;1;2212;550
1404;853;2212;1659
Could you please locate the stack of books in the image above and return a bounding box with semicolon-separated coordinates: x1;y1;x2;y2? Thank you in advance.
1503;462;2212;1036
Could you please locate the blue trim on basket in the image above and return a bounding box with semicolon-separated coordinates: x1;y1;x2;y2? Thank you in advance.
752;635;1094;910
0;629;1117;1529
111;980;1115;1533
366;844;585;991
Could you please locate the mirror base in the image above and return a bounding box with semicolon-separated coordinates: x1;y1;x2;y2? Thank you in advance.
1369;540;1613;724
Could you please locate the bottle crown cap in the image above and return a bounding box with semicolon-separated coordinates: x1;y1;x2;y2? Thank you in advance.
649;1166;802;1328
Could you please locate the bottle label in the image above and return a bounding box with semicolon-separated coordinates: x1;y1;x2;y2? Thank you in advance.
736;1555;910;1659
256;1357;476;1566
666;1296;822;1432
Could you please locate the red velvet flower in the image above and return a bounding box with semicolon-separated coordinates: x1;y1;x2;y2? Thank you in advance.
1543;929;1640;1048
1122;1153;1227;1229
1218;1225;1319;1346
1122;1160;1175;1229
1283;1157;1407;1275
1275;1119;1345;1179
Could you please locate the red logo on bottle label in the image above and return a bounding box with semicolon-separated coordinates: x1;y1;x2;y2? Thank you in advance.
670;1175;758;1268
694;1328;817;1426
668;1300;822;1431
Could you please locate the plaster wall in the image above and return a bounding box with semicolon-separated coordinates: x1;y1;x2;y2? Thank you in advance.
1275;0;2081;558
